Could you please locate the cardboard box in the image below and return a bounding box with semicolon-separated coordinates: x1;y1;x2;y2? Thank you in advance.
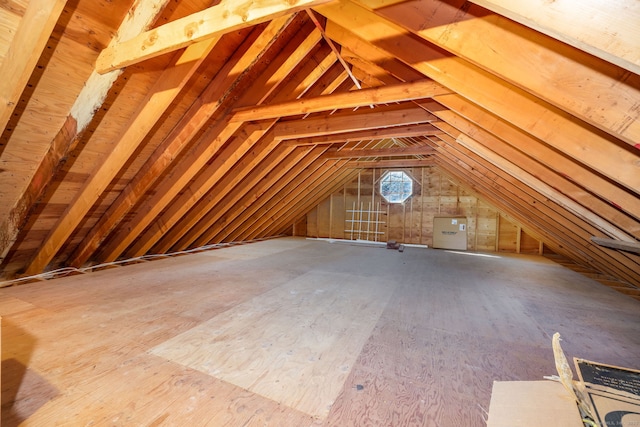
487;335;640;427
487;381;583;427
432;216;467;250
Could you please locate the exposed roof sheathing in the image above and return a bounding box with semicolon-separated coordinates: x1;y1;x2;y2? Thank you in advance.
0;0;638;286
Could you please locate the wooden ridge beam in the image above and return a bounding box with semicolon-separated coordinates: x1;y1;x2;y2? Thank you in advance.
232;79;450;122
318;6;640;194
306;8;362;90
345;159;434;168
23;38;217;276
96;0;332;73
361;0;640;146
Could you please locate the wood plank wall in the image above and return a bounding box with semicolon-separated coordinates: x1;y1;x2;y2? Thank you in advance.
306;167;540;254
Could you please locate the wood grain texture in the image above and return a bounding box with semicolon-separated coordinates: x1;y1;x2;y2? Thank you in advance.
1;238;638;425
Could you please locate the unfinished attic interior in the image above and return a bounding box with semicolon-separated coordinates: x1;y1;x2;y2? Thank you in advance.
1;0;639;424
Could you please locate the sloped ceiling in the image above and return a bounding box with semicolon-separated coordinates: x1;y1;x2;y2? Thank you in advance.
0;0;638;287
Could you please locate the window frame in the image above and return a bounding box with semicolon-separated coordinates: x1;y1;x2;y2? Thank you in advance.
379;170;413;204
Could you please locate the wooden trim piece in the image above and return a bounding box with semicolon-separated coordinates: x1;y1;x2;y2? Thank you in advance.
23;38;217;276
96;0;332;73
465;0;640;75
232;79;450;122
591;237;640;255
0;0;67;132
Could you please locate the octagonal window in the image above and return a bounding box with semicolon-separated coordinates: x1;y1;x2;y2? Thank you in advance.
380;171;413;203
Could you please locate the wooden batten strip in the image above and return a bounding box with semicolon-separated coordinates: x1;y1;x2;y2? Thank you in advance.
23;38;218;276
306;9;362;90
96;0;333;73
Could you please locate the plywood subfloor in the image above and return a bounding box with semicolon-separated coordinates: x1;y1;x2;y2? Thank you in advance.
2;237;639;426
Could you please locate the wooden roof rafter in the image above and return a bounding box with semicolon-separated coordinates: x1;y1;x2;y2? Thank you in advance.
318;5;640;193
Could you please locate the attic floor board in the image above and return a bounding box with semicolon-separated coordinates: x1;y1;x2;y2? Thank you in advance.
1;237;639;426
